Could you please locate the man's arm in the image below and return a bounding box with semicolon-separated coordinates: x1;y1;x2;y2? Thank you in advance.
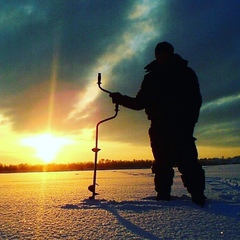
109;92;145;110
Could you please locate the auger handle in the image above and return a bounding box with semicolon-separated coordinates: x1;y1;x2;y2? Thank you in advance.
97;73;112;94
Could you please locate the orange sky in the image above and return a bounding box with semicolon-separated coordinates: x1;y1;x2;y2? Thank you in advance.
0;119;239;165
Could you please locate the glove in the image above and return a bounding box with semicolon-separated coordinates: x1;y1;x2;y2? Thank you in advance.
109;92;123;104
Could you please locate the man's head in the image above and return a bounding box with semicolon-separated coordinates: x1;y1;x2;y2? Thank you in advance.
155;41;174;64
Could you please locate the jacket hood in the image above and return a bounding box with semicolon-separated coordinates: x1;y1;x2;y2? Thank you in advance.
144;54;188;72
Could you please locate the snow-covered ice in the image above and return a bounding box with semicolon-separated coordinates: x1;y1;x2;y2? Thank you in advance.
0;164;240;239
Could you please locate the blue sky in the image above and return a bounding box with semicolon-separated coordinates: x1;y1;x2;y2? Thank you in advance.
0;0;240;164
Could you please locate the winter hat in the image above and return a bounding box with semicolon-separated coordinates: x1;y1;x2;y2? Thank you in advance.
155;41;174;55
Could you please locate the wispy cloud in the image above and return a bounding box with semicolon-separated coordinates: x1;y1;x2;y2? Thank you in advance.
201;92;240;112
67;0;165;121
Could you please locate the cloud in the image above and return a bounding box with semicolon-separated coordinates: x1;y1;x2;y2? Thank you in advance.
0;1;155;131
0;1;132;132
196;93;240;147
67;0;165;121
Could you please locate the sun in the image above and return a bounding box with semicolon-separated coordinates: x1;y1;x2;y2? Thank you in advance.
21;133;73;163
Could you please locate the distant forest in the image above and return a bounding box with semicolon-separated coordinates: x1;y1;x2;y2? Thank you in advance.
0;156;240;173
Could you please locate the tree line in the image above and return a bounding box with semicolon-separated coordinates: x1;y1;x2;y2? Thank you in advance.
0;156;239;173
0;159;153;173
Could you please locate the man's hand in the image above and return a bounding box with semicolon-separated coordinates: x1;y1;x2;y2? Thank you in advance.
109;92;123;104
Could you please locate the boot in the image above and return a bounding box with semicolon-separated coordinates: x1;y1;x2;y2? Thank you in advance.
191;191;206;207
156;192;171;201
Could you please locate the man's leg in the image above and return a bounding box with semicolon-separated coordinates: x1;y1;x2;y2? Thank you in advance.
153;161;174;200
178;138;206;206
149;126;174;200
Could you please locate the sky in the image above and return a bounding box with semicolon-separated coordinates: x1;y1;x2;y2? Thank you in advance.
0;0;240;164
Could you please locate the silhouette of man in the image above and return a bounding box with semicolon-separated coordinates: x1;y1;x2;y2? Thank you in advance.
110;41;206;206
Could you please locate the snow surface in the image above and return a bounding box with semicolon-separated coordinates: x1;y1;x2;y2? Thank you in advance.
0;164;239;239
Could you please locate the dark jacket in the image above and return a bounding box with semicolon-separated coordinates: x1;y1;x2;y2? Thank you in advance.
120;54;202;128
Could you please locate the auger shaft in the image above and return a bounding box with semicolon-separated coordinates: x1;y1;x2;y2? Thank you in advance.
88;73;119;199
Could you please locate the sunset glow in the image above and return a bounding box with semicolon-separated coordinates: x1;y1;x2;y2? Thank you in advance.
21;133;74;163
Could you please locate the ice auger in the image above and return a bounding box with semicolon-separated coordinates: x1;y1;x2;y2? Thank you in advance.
88;73;119;199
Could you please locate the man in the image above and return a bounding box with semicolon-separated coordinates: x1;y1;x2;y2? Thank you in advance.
109;41;206;206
